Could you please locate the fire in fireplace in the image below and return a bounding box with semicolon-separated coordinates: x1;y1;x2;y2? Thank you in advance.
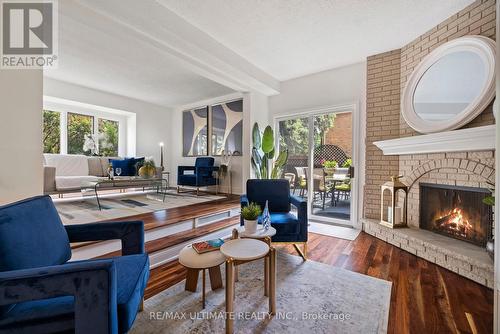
420;183;493;247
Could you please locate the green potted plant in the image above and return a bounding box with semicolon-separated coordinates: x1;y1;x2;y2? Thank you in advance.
342;158;352;168
241;202;262;234
322;159;338;176
251;123;288;179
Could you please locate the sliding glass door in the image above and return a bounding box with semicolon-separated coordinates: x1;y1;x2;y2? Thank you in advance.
277;108;355;226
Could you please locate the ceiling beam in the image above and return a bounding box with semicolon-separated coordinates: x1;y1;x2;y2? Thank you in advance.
74;0;280;96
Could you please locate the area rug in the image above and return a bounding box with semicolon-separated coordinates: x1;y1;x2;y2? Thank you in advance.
131;252;392;334
54;191;225;225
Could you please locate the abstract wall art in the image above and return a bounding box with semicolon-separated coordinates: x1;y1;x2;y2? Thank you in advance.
211;99;243;156
182;106;208;156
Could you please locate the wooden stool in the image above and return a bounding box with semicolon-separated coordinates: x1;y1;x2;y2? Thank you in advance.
178;245;226;308
220;238;276;334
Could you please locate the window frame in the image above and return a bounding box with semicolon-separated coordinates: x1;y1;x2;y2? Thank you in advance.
42;109;122;156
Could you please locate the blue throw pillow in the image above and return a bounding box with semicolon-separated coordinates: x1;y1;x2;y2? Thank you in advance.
110;158;136;176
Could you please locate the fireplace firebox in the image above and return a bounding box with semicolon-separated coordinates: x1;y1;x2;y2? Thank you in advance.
420;183;493;247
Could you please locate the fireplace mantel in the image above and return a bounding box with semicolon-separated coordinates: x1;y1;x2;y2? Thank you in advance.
373;125;495;155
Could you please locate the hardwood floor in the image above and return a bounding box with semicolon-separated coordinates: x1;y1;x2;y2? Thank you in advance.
145;231;493;334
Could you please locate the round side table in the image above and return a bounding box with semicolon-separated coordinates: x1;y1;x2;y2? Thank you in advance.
178;245;226;309
234;225;276;242
232;225;276;296
220;239;276;334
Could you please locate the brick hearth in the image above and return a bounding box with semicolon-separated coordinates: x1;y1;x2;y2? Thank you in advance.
363;219;494;288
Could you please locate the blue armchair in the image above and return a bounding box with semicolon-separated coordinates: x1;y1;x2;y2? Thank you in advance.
241;179;308;260
0;195;149;334
177;157;219;195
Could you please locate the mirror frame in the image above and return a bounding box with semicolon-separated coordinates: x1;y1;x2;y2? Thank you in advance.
402;36;496;134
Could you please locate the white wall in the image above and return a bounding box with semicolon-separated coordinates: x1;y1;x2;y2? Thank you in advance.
43;78;171;165
268;61;367;227
0;70;44;205
242;91;271;183
269;62;366;116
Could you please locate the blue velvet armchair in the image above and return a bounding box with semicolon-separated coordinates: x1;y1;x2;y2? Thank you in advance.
241;179;308;259
0;195;149;334
177;157;219;195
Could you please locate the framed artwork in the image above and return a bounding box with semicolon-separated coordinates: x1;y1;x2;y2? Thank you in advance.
211;99;243;156
182;106;208;156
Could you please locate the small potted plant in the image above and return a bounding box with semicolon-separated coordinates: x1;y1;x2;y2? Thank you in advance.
241;202;262;234
322;160;338;176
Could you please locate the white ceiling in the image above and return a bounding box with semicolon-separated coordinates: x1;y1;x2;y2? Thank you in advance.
44;1;235;108
45;0;476;107
159;0;475;80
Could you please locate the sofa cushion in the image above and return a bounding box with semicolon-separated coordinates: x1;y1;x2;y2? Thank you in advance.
55;176;101;191
88;157;105;177
0;196;71;272
110;158;140;177
44;154;90;177
0;254;150;334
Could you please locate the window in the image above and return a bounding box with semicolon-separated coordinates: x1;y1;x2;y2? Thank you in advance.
67;112;94;155
98;118;119;157
42;110;61;153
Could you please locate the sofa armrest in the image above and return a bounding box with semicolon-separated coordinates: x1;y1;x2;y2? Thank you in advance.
65;221;145;256
0;260;118;334
44;166;56;193
290;195;308;234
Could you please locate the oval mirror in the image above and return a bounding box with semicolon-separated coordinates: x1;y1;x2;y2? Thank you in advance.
402;36;496;133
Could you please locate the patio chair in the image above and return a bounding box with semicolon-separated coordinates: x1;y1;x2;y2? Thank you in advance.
294;167;307;197
284;173;296;194
305;167;328;210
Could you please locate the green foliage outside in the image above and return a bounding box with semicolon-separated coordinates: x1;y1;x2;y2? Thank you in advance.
343;158;352;168
322;160;338;168
241;202;262;220
43;110;60;153
67;113;93;155
278;114;336;155
98;119;119;156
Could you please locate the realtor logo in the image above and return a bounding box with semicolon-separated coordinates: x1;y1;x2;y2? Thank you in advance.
1;0;58;68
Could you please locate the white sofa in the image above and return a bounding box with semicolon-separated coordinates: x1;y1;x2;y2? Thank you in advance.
43;154;114;194
43;154;163;195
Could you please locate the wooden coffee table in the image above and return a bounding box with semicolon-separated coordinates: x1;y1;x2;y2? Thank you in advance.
220;238;276;334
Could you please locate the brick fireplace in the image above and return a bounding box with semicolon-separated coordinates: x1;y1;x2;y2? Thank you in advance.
363;0;496;288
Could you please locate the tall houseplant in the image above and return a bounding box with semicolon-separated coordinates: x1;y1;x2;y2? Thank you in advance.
251;123;288;179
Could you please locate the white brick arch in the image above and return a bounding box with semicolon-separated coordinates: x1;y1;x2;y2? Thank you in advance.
403;157;495;190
